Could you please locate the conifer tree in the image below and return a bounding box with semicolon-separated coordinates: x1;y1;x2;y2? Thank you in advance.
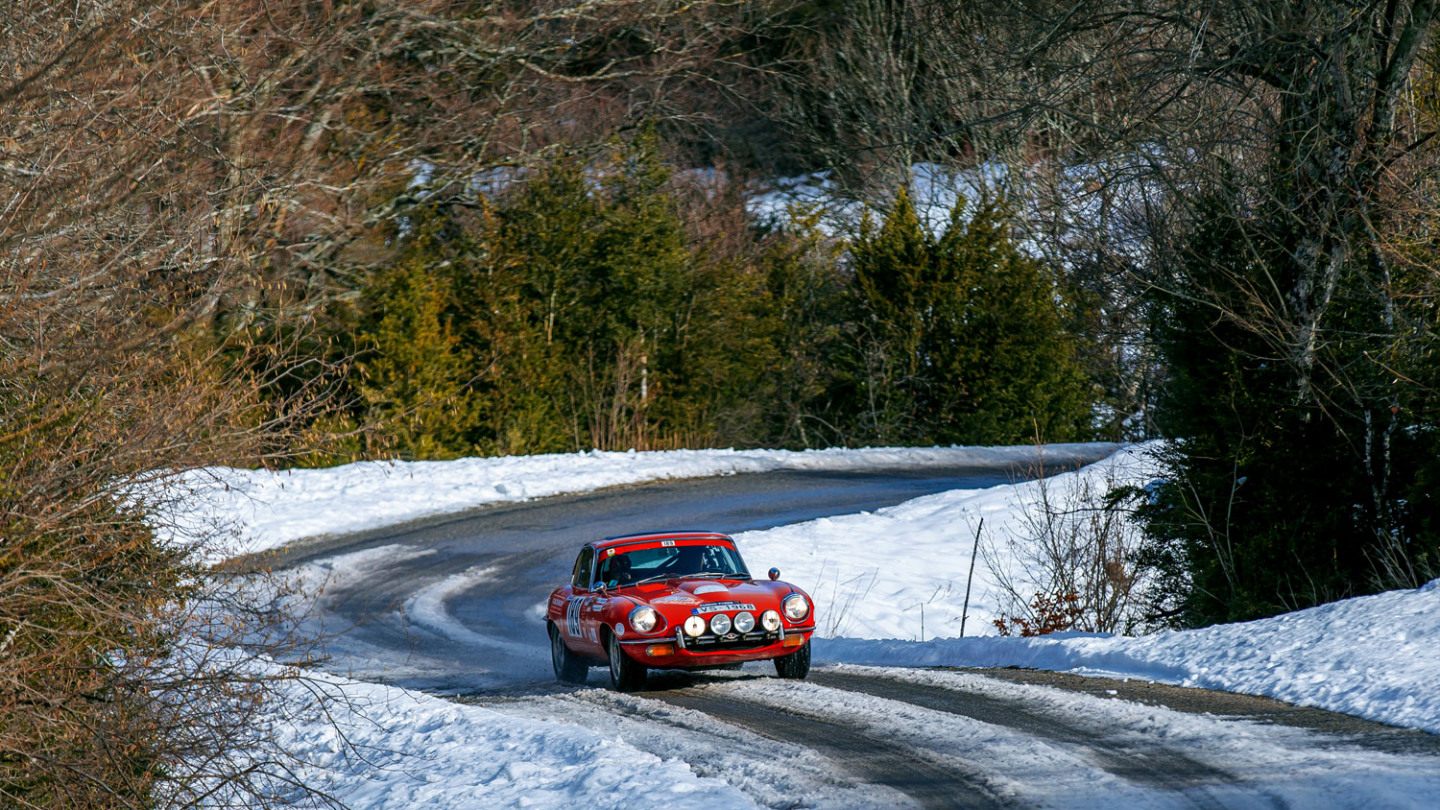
355;219;478;459
927;197;1091;444
761;207;849;447
849;186;931;440
846;189;1092;446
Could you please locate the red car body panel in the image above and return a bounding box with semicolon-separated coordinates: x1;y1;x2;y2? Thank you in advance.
546;531;816;670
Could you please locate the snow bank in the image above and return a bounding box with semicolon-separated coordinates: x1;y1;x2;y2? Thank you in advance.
258;668;755;810
819;579;1440;734
733;444;1160;640
721;444;1440;733
158;442;1117;563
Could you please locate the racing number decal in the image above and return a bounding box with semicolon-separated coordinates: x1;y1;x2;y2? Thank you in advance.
566;596;584;638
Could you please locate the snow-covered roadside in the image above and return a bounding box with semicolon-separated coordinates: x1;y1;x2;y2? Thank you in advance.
254;667;756;809
733;443;1160;641
706;445;1440;734
159;442;1117;563
182;442;1440;806
819;579;1440;735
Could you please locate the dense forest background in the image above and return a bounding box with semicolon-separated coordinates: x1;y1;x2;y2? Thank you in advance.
6;0;1440;804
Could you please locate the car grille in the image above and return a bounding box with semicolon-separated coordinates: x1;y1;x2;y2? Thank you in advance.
678;630;779;652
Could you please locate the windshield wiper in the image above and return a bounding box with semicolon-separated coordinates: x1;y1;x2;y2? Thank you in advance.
689;571;745;579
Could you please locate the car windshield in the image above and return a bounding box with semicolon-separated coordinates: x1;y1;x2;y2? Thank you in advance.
596;543;749;588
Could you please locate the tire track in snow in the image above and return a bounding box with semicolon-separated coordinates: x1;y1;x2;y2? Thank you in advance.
644;685;1008;810
810;670;1241;809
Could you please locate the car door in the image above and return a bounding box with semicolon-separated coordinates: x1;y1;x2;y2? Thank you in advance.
562;546;598;654
577;548;616;654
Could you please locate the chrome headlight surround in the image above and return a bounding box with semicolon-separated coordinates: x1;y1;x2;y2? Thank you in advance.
683;615;707;637
629;605;659;634
761;609;782;632
782;593;809;621
709;613;732;635
733;611;756;633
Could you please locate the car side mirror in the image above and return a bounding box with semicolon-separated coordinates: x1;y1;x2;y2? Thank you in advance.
768;567;780;581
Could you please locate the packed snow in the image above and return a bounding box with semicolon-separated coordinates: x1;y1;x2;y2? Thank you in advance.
254;667;756;809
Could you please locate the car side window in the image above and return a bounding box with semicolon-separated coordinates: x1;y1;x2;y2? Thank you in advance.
571;547;594;590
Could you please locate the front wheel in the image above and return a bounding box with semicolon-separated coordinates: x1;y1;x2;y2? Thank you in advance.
607;634;647;692
774;639;811;680
550;623;588;685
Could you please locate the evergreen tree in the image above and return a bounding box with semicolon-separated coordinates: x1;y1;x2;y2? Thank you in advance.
354;217;478;459
926;197;1091;444
1141;194;1440;626
848;186;931;440
463;135;777;452
846;188;1092;445
760;206;850;447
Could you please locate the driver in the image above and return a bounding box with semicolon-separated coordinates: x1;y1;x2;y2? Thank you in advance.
672;545;706;575
601;552;633;586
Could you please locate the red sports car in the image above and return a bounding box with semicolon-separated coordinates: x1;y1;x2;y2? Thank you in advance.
545;531;816;691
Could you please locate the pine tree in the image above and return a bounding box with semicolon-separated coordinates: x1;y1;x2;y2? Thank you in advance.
849;186;931;441
846;188;1092;445
354;218;478;459
927;197;1091;445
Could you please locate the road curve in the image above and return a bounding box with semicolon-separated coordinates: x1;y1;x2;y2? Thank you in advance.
262;451;1440;808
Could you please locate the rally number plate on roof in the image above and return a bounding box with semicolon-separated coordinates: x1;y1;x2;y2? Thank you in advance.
694;602;756;614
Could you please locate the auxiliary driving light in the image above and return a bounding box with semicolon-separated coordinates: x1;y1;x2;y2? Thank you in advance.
733;611;756;633
761;610;782;632
683;615;707;637
709;613;732;635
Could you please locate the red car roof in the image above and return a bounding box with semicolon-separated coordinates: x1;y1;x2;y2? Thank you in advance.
592;531;733;552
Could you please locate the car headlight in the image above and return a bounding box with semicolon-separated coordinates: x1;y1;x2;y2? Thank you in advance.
761;609;782;631
709;613;732;635
683;615;707;637
733;611;755;633
629;605;659;633
783;593;809;621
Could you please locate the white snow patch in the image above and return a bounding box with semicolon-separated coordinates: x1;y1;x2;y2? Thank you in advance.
261;668;756;809
403;566;534;655
158;443;1117;564
734;444;1160;640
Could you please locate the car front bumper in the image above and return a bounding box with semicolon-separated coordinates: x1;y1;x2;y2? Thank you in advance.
618;625;816;668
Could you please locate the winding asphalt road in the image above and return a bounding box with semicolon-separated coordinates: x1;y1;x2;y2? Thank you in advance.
247;448;1440;808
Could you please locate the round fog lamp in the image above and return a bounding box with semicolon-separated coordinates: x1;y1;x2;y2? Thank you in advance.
761;610;782;632
629;605;659;633
683;615;706;637
734;611;755;633
783;593;809;621
709;613;732;635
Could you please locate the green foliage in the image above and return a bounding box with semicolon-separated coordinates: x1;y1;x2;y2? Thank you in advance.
337;135;782;457
1139;195;1440;626
318;151;1102;459
845;188;1092;445
354;216;479;459
760;206;851;447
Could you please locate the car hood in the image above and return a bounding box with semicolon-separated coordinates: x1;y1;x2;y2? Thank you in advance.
628;578;792;612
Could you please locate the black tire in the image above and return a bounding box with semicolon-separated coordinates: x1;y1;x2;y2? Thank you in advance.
606;632;647;692
774;639;811;680
549;622;589;685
